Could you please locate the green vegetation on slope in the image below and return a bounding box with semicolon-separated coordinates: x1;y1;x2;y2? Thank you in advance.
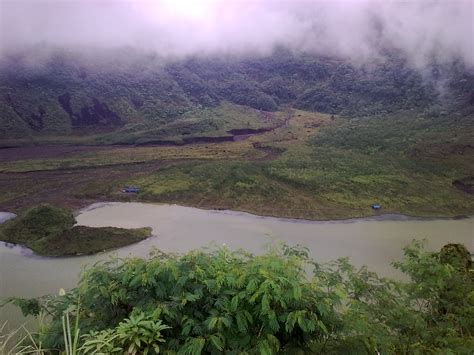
0;101;279;147
5;242;473;354
0;205;151;256
1;49;471;141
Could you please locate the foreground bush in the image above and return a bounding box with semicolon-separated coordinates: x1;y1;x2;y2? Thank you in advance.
5;242;473;354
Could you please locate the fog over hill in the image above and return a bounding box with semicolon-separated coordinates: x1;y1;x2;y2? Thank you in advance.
1;0;473;68
0;0;472;139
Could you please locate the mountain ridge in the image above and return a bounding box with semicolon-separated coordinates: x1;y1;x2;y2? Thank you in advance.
1;49;472;142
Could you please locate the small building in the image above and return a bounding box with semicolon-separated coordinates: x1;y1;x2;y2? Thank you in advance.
371;203;381;210
122;186;140;193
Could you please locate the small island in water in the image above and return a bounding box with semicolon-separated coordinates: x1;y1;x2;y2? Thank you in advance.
0;204;151;256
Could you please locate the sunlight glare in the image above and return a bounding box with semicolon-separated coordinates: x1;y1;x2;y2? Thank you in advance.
160;0;222;21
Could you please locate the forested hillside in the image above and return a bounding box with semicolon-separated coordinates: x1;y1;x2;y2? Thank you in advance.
1;49;472;141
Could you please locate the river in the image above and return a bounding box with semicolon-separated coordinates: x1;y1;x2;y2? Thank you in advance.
1;202;473;328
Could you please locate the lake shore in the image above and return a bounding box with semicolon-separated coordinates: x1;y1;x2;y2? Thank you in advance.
2;202;472;259
78;201;474;224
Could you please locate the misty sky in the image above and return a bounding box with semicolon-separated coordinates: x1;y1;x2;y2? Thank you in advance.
0;0;473;67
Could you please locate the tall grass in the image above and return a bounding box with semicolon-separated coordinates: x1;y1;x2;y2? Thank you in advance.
61;295;80;355
0;297;80;355
0;321;47;354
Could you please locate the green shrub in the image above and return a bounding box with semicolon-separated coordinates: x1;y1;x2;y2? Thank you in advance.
0;204;74;244
7;242;472;354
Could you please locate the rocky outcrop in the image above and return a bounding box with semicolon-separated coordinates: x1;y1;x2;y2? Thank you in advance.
58;93;121;127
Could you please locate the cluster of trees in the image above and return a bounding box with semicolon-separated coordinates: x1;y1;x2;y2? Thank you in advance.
7;241;473;354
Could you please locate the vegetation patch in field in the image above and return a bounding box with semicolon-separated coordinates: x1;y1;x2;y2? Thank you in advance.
0;205;151;256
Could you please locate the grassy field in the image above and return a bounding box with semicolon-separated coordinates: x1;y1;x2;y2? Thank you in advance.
0;102;279;147
0;108;472;220
0;143;262;173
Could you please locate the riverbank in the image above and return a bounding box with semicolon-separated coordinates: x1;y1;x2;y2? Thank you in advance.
1;201;472;276
3;201;472;260
80;201;474;225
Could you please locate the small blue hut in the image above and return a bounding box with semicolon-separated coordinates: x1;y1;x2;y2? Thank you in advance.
122;186;140;193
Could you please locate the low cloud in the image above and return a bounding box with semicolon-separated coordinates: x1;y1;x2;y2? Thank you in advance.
0;0;472;67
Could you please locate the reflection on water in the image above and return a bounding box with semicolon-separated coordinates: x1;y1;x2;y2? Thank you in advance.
1;202;473;327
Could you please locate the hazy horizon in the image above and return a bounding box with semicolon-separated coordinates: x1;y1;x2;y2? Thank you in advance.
1;0;473;68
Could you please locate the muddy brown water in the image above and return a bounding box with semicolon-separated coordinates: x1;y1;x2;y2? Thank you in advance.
0;202;472;328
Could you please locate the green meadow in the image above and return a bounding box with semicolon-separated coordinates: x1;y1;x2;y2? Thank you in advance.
0;107;472;220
